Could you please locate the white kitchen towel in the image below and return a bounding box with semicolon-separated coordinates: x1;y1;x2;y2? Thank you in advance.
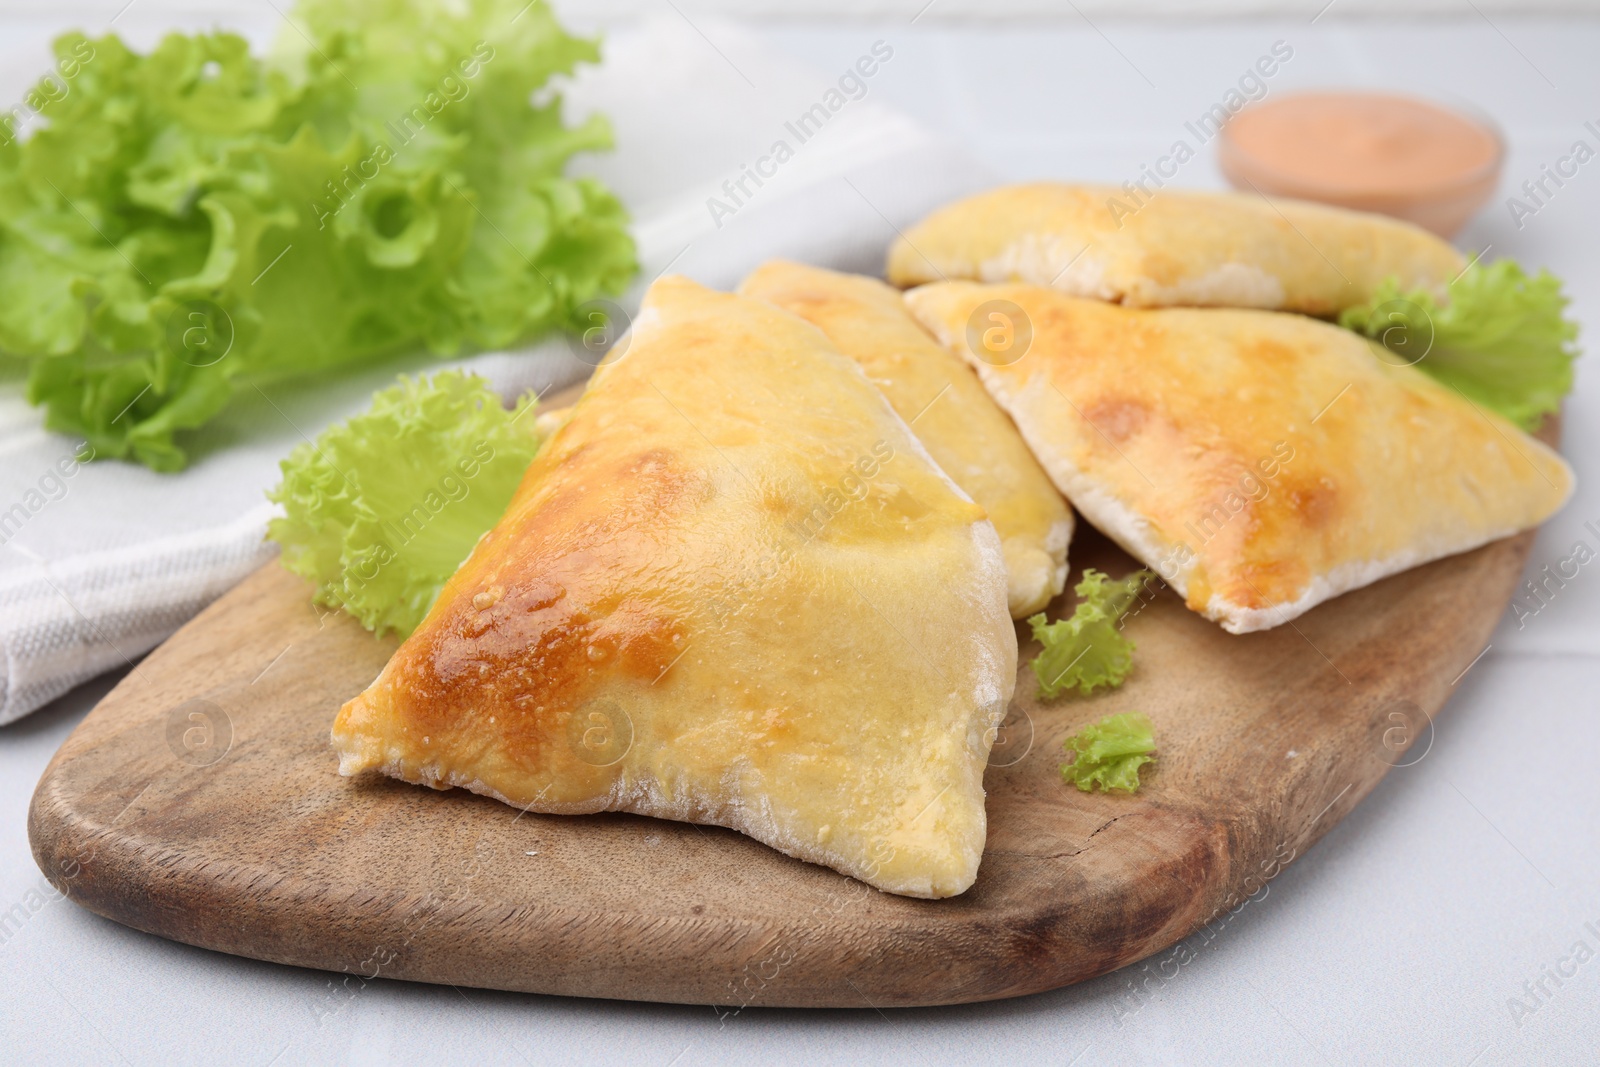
0;14;994;723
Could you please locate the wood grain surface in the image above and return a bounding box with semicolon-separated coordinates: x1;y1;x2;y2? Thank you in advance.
26;385;1552;1008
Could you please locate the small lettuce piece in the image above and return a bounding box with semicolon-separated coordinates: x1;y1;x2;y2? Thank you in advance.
266;371;541;637
1061;711;1156;794
1338;259;1578;431
1027;568;1154;698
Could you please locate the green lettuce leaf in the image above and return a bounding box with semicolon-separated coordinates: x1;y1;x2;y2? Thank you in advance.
266;370;542;636
1061;711;1156;794
1027;568;1154;698
1338;259;1578;431
0;1;635;471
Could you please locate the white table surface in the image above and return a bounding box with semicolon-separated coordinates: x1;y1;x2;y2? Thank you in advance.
4;11;1600;1066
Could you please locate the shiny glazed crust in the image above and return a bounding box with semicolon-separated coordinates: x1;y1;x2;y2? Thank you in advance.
332;276;1016;898
905;281;1573;633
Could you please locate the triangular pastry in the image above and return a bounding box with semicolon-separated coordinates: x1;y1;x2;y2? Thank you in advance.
333;276;1016;898
887;183;1464;316
905;281;1573;633
739;259;1072;617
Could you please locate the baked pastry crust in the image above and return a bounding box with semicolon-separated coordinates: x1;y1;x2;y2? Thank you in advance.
906;281;1574;633
740;259;1072;617
332;276;1016;898
887;183;1464;316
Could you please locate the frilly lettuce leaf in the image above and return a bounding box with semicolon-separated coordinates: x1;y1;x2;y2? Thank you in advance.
266;370;542;637
1027;568;1154;699
1061;712;1156;794
0;1;634;471
1338;259;1578;431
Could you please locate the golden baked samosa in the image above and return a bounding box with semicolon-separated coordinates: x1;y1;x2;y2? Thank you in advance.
887;184;1464;316
739;260;1072;617
333;276;1016;898
906;281;1573;633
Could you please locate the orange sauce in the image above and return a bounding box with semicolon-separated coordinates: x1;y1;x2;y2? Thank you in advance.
1220;92;1503;237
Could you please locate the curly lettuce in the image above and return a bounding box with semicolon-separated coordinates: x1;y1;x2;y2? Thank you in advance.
1339;259;1578;431
1061;712;1156;794
1027;568;1154;699
0;0;634;470
266;371;542;636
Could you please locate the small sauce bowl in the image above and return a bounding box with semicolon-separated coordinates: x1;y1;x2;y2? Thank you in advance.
1219;91;1503;238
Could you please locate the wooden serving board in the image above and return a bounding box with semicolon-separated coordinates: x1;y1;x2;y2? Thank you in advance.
28;410;1549;1008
